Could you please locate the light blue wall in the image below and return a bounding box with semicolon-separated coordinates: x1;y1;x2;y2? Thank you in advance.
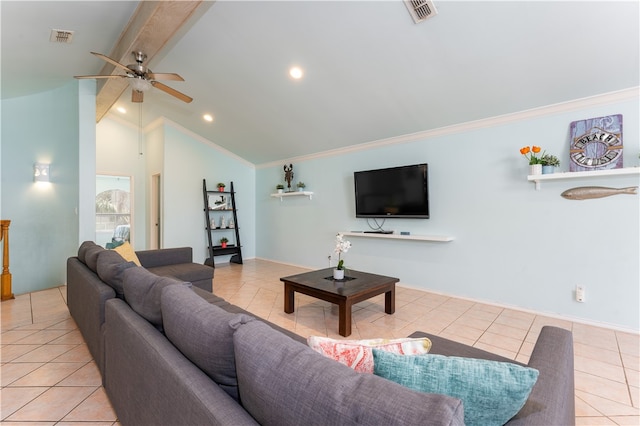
162;123;256;264
256;98;640;330
1;83;81;294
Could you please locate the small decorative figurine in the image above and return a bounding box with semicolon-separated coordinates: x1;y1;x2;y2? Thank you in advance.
220;216;227;229
284;164;294;191
228;218;235;228
212;196;226;210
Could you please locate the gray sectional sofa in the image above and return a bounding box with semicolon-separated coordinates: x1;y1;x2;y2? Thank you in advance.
67;242;575;426
67;241;214;374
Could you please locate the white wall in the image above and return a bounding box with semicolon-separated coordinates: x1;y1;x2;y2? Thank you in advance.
256;94;640;331
96;116;147;248
78;79;97;243
144;121;165;248
96;117;257;263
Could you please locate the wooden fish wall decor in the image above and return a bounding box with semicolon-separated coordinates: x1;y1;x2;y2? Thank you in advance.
561;186;638;200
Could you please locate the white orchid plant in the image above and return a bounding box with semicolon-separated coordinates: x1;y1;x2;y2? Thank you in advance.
334;233;352;270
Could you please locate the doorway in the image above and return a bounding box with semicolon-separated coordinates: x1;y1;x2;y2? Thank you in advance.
150;173;161;249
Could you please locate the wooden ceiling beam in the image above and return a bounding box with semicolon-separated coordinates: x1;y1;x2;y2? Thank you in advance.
95;0;206;122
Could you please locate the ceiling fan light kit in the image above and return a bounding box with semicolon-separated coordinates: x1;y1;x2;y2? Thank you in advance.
130;77;152;93
74;51;192;104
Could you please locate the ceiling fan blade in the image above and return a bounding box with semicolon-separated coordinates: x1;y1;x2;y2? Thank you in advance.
151;81;193;103
147;72;184;82
74;74;127;80
91;52;131;73
132;90;144;103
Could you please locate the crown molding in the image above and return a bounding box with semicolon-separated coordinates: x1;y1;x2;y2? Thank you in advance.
257;87;639;169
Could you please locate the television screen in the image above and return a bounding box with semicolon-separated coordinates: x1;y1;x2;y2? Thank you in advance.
354;164;429;219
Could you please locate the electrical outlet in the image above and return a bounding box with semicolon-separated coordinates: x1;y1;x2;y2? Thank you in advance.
576;285;585;303
327;254;332;267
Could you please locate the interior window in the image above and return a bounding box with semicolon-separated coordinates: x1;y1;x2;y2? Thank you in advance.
96;175;131;248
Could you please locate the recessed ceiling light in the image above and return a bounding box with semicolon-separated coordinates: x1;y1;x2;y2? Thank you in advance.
289;66;303;80
203;114;214;122
116;106;126;114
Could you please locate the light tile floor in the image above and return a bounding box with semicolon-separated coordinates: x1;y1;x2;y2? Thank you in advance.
1;259;638;425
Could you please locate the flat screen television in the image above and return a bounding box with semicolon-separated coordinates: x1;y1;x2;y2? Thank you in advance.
354;163;429;219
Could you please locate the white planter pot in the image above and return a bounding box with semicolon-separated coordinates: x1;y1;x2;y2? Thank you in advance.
333;269;345;280
529;164;542;175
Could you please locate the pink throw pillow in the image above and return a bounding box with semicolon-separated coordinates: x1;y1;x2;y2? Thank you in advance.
307;336;432;373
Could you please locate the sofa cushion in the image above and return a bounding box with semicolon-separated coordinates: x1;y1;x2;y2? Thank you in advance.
232;320;464;426
77;240;98;264
161;285;255;401
146;263;213;284
123;267;189;328
84;244;105;272
113;241;142;266
135;247;192;268
191;286;230;306
96;250;137;298
308;336;432;373
373;350;539;426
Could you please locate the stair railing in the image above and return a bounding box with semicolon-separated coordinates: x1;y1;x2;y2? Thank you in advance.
1;219;14;301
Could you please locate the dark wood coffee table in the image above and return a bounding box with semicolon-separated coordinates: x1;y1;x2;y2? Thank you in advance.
280;268;399;337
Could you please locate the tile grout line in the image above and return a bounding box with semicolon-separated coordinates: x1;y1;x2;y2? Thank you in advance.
29;292;34;326
614;331;637;412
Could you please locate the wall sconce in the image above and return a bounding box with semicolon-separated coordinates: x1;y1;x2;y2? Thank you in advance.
34;162;50;182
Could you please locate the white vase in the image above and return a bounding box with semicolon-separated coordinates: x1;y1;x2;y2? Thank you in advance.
333;269;344;280
529;164;542;175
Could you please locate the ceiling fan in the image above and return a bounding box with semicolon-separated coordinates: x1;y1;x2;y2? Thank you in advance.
74;51;193;104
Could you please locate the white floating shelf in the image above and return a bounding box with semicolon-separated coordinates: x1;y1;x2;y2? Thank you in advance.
340;231;454;242
527;167;640;190
270;191;313;201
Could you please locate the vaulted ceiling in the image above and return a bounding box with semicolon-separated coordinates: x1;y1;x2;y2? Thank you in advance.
2;1;638;165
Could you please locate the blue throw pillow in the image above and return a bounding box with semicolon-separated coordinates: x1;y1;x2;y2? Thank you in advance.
373;350;539;426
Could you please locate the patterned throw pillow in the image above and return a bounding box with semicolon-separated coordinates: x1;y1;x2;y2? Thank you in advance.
308;336;432;373
373;350;539;426
113;241;142;266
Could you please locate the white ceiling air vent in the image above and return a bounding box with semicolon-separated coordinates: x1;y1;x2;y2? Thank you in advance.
404;0;438;24
49;29;74;43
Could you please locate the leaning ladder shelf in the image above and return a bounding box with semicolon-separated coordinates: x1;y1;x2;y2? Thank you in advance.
203;179;243;267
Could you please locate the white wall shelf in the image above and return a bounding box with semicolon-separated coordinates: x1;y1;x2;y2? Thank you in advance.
340;231;454;242
270;191;313;201
527;167;640;190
